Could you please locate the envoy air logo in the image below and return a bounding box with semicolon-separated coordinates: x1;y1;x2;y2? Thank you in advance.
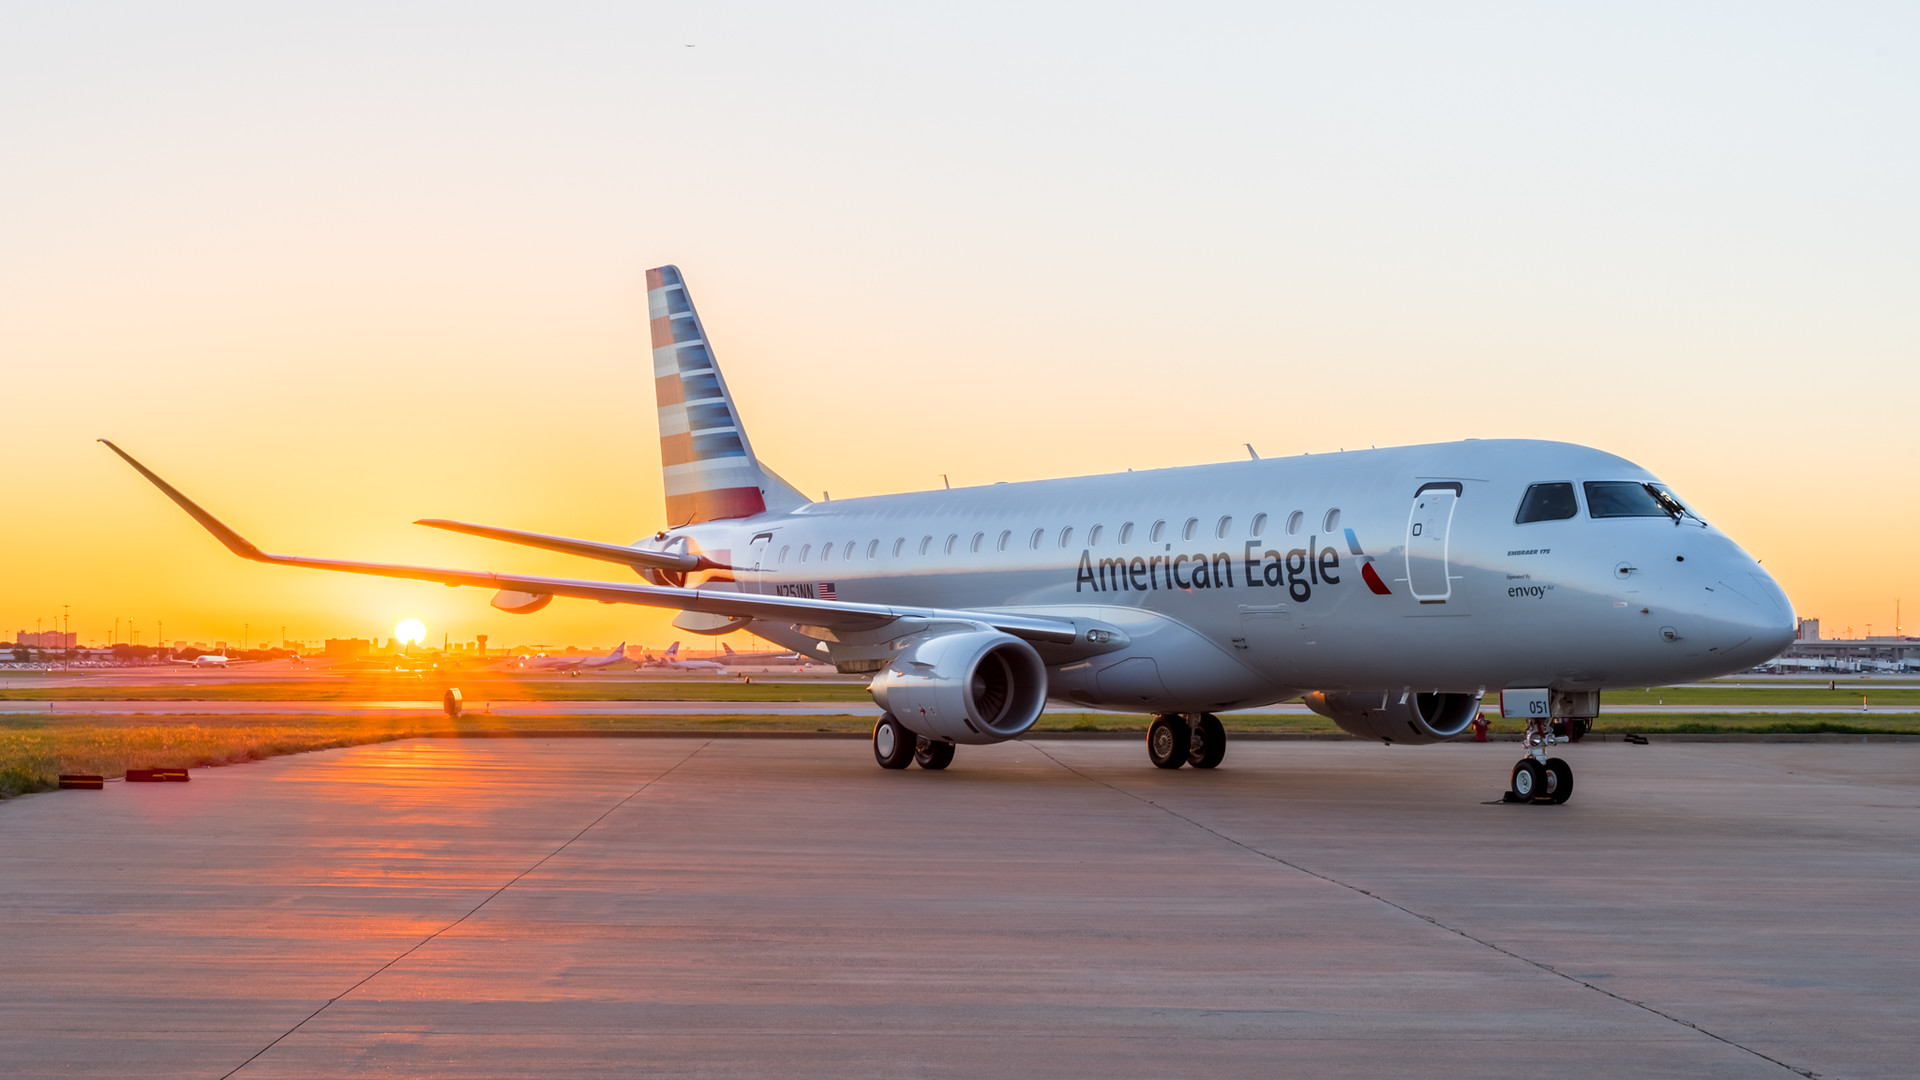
1075;528;1393;602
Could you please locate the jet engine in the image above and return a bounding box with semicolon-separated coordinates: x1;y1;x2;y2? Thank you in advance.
869;630;1048;745
1303;690;1482;745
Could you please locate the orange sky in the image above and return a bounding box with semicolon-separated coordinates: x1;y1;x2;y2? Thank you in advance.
3;6;1916;649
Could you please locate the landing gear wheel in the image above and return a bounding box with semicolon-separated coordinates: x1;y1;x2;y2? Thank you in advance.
914;737;955;770
873;714;915;770
1543;757;1573;804
1511;758;1546;801
1148;714;1190;769
1189;713;1226;769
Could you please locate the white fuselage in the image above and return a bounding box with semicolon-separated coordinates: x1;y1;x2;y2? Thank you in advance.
647;439;1794;712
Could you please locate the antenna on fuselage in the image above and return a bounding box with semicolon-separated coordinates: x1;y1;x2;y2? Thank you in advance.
1245;444;1260;460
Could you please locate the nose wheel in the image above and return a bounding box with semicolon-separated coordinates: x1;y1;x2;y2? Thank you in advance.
1507;717;1574;803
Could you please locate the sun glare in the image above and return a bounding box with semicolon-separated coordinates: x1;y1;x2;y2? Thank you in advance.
394;618;427;646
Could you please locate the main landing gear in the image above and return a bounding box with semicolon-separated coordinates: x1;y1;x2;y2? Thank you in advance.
872;713;956;770
1147;713;1226;770
1507;716;1574;804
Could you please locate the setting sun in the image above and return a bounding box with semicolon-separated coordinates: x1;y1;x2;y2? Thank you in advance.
394;619;427;646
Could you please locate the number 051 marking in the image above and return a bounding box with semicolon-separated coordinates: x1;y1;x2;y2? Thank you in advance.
1501;689;1552;719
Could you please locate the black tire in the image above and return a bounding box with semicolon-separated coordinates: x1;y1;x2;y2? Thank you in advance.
1511;758;1546;801
915;737;955;771
1544;757;1573;804
873;714;915;770
1190;713;1226;769
1148;714;1189;769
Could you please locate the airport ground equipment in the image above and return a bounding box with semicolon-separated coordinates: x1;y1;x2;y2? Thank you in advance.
100;265;1799;802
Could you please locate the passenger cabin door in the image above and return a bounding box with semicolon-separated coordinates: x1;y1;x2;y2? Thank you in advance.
745;529;776;595
1405;482;1463;603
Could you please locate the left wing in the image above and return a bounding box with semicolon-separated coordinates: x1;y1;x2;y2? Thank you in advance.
101;441;1102;649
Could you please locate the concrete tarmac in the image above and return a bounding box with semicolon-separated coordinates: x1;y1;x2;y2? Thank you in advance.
1;739;1914;1078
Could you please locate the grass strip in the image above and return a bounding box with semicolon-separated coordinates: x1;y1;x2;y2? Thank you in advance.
0;678;869;703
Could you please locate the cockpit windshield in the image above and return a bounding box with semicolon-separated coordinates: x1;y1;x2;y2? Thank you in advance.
1584;481;1697;523
1515;483;1578;523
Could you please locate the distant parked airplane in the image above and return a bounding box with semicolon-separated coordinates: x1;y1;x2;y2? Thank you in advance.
169;651;255;669
503;642;627;674
642;642;728;672
719;641;809;666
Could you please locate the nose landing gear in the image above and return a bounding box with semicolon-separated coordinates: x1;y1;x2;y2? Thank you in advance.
1506;717;1574;804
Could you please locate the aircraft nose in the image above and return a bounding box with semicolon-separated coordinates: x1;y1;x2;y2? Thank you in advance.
1705;560;1797;668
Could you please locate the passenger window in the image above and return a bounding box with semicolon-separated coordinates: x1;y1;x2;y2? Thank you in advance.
945;533;959;555
1182;517;1199;541
819;542;833;561
1059;526;1073;548
970;532;984;553
1516;483;1579;523
1118;522;1134;544
1030;527;1044;550
1323;508;1341;533
1286;511;1304;536
846;541;857;561
1250;513;1267;537
997;530;1012;552
1088;524;1103;545
1584;481;1678;519
1216;515;1232;540
919;536;932;556
891;538;904;557
778;545;790;564
1149;520;1166;543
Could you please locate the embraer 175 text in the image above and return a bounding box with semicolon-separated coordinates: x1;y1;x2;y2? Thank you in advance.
104;265;1796;802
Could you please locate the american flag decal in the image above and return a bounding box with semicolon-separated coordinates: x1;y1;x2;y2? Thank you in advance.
818;582;837;601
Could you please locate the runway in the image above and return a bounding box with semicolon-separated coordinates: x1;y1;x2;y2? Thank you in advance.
2;738;1913;1078
2;698;1915;718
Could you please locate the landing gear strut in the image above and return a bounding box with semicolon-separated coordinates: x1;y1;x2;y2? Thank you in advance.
1147;713;1226;770
1508;716;1573;804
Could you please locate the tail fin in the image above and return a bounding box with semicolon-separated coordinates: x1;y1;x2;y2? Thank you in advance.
647;266;810;525
610;642;625;658
722;642;737;656
663;641;681;658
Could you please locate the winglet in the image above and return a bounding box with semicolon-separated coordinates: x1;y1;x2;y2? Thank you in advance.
98;440;267;561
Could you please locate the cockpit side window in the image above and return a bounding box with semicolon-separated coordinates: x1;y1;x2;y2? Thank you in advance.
1515;483;1578;523
1584;481;1676;519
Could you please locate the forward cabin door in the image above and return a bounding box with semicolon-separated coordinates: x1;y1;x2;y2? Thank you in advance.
745;529;776;595
1404;482;1463;603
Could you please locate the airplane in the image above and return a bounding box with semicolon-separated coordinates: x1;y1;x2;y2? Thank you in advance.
101;264;1797;802
168;650;256;669
501;642;628;674
719;641;810;666
641;641;728;672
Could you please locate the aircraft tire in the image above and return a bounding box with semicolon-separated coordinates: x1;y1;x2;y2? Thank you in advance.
914;738;955;770
1511;758;1546;802
1544;757;1574;804
873;714;915;770
1148;714;1189;769
1190;713;1226;769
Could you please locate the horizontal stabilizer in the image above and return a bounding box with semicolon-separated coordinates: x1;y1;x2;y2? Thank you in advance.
415;519;731;573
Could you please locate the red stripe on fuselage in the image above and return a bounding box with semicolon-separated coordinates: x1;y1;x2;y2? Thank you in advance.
1361;562;1392;595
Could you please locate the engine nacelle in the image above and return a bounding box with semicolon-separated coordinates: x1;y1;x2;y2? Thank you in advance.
870;630;1048;745
1304;689;1482;745
491;590;553;614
